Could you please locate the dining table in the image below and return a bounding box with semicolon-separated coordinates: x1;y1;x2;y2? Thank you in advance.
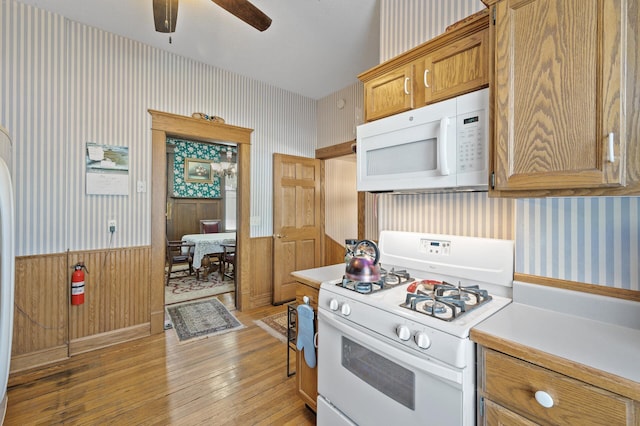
181;232;236;269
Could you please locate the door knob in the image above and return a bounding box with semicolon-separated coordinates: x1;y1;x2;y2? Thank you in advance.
275;234;287;239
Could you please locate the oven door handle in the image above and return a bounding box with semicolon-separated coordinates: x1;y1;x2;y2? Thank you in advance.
319;310;463;385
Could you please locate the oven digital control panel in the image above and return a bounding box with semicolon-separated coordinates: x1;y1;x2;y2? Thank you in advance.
418;239;450;255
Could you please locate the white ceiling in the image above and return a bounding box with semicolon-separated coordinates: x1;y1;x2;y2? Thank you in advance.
17;0;381;100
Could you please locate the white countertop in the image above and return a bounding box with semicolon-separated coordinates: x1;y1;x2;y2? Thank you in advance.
474;302;640;383
472;281;640;399
291;264;345;288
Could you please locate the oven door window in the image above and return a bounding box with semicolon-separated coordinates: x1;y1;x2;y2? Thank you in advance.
342;336;415;410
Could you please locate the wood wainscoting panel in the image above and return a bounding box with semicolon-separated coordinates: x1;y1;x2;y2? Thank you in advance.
324;235;345;266
68;246;151;345
248;237;273;309
12;254;68;366
166;197;223;241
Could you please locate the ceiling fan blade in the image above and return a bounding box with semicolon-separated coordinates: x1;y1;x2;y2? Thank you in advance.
211;0;272;32
152;0;179;33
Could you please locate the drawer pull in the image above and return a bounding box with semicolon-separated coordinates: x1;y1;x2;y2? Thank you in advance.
534;391;554;408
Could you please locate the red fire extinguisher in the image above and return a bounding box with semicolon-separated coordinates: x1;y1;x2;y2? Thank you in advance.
71;262;88;305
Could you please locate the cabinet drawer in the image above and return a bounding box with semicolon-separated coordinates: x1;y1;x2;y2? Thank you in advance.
483;349;632;425
484;399;538;426
295;284;319;310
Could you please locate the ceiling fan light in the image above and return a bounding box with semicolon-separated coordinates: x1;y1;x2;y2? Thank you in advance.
152;0;178;33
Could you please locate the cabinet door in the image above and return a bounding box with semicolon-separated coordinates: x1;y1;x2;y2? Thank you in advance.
364;63;414;121
419;27;489;106
295;284;319;412
493;0;625;191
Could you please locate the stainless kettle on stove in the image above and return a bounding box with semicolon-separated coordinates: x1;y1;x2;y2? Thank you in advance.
345;239;381;282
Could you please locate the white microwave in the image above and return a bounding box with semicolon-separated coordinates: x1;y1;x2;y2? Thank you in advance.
356;88;489;193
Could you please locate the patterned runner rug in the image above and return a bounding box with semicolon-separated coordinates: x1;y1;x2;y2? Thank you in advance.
165;269;235;305
166;297;244;343
254;310;289;343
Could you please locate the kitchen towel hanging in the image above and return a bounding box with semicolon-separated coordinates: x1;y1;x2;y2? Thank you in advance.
296;302;316;368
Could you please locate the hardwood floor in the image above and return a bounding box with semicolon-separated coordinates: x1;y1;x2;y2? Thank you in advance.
4;293;316;425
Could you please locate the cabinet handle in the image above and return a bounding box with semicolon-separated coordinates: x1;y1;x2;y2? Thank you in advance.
534;391;554;408
608;132;615;163
404;77;410;95
314;332;318;348
438;117;450;176
424;69;430;88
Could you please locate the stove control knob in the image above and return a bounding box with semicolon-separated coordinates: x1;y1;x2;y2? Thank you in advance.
329;299;340;311
414;332;431;349
341;303;351;316
396;325;411;341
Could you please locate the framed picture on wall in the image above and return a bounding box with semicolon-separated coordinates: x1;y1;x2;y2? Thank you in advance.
184;158;213;183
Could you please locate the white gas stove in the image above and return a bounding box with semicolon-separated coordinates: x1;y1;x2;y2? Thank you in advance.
317;231;514;426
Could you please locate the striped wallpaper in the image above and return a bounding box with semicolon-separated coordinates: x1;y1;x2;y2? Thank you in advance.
379;0;485;61
1;0;316;256
2;0;639;292
378;192;514;240
317;83;364;149
376;0;640;292
324;157;358;245
517;198;639;291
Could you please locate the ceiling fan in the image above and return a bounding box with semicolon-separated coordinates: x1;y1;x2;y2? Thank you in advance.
152;0;272;37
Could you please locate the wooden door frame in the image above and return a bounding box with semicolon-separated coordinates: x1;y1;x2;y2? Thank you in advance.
315;140;365;240
149;110;253;334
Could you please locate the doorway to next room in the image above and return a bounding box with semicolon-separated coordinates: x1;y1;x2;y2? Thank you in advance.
164;138;238;310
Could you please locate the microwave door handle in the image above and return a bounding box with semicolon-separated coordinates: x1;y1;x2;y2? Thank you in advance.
438;117;450;176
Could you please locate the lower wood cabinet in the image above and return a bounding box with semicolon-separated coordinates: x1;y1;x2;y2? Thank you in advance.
477;347;639;425
295;281;319;412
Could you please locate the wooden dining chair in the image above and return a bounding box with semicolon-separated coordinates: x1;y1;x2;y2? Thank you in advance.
199;219;221;234
165;238;197;285
199;220;222;271
220;242;236;280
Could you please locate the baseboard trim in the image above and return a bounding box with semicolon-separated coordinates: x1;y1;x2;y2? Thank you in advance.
69;324;150;356
9;345;68;376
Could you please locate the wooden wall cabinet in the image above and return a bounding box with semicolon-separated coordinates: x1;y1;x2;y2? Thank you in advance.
417;25;488;106
477;347;639;425
360;9;490;122
364;63;415;121
486;0;640;197
295;282;319;412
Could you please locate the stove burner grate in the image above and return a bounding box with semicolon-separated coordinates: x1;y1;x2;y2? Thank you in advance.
338;265;413;295
401;281;492;321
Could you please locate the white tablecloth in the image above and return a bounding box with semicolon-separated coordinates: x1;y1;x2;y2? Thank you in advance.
181;232;236;269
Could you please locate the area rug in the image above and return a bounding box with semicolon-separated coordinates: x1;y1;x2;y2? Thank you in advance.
165;269;235;305
254;310;289;343
166;297;245;343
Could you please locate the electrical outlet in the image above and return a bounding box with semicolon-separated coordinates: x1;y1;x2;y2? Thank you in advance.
108;220;116;233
